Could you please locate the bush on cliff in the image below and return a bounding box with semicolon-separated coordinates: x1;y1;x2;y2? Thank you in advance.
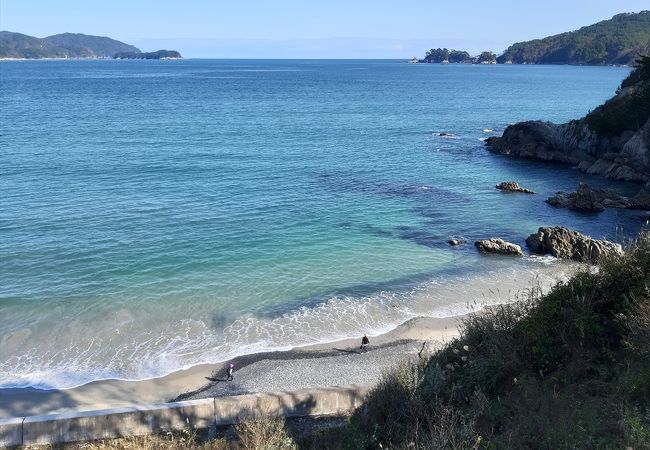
350;232;650;449
586;55;650;138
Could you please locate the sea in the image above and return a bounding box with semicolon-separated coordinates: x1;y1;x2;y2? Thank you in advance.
0;59;646;390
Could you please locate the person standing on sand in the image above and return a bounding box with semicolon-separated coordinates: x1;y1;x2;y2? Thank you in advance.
226;363;234;381
360;334;370;353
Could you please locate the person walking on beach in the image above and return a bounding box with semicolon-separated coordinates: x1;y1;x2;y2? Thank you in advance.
360;334;370;353
226;363;234;381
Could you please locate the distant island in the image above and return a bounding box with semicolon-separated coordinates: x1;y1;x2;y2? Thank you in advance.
0;31;181;60
419;48;496;64
114;50;182;60
415;11;649;66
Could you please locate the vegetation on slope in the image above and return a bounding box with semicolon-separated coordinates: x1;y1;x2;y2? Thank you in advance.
585;55;650;137
42;33;140;58
0;31;182;59
0;31;66;58
497;11;650;65
0;31;140;58
348;232;650;448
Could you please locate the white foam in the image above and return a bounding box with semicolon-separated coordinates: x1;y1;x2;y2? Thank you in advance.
0;259;581;390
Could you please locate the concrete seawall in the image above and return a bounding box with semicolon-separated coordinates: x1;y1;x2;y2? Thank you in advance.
0;385;368;447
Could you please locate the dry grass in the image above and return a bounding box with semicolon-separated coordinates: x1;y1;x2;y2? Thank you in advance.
46;431;230;450
234;417;297;450
34;417;298;450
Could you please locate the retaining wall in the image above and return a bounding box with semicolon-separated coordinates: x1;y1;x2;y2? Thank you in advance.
0;385;368;447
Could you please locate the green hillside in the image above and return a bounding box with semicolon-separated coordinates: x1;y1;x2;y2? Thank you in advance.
0;31;140;58
0;31;67;58
43;33;140;57
498;11;650;65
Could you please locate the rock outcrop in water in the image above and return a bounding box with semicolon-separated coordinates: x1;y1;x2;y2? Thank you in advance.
632;187;650;210
546;182;650;211
475;238;523;256
486;56;650;186
546;182;628;212
526;226;623;263
495;181;535;194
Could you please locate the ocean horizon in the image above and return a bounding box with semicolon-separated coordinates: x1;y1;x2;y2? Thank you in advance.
0;59;645;390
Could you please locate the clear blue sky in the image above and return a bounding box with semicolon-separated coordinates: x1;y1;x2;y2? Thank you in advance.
1;0;648;58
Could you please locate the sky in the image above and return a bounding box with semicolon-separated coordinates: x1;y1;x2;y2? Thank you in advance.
1;1;648;58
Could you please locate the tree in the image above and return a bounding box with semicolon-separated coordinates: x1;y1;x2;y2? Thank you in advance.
477;51;497;64
448;50;471;63
424;48;450;63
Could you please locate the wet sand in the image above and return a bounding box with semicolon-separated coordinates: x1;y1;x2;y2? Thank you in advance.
0;315;462;418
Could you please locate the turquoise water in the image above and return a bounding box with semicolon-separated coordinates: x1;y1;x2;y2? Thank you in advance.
0;60;644;389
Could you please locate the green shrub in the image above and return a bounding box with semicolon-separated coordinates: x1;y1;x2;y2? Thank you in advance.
351;233;650;448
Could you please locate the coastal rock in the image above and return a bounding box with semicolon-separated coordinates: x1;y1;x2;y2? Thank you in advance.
546;182;642;211
546;183;605;212
448;238;463;246
475;238;523;256
485;121;577;163
631;189;650;210
526;226;623;264
495;181;535;194
486;119;649;184
485;59;650;184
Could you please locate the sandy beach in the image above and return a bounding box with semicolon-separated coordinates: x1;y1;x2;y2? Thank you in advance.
0;315;462;419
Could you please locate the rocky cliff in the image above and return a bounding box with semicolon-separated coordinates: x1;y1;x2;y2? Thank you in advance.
486;56;650;184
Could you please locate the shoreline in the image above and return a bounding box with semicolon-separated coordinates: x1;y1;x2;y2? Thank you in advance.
0;258;579;399
0;315;462;419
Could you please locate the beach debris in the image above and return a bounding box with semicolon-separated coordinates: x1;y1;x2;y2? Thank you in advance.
475;238;523;256
495;181;535;194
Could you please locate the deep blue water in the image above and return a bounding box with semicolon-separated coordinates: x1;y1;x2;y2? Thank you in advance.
0;59;644;388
